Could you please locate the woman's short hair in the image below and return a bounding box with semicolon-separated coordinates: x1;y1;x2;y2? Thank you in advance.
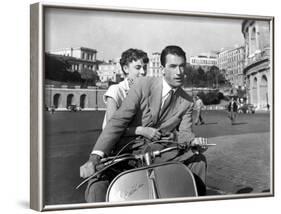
160;45;186;66
120;48;149;73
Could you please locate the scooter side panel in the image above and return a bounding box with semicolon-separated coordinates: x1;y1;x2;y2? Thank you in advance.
154;163;198;198
106;162;197;202
106;169;151;202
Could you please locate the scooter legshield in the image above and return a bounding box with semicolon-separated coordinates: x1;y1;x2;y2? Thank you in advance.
106;162;198;202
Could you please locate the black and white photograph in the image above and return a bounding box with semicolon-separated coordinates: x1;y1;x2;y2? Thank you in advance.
30;2;274;211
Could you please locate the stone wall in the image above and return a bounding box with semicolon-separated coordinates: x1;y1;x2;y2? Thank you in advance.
45;86;107;110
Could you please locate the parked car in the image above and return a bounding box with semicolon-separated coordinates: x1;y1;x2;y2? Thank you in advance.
67;105;78;112
238;104;255;114
48;106;56;113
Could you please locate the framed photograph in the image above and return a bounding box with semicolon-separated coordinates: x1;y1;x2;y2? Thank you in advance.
30;2;274;211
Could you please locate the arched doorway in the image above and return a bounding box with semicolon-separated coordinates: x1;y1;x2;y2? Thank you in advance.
80;94;87;109
53;94;61;108
252;77;258;106
260;75;268;108
66;94;74;108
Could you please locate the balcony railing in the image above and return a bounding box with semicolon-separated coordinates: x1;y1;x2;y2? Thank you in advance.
245;48;270;67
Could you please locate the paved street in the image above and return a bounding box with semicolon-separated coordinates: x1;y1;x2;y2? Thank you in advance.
193;111;271;195
44;110;271;205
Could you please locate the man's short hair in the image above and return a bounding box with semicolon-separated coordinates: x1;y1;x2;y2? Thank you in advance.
119;48;149;74
160;45;186;66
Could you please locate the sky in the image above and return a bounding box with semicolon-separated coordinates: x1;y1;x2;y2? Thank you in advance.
45;7;245;61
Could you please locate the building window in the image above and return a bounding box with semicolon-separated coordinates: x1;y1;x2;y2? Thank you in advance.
250;27;257;54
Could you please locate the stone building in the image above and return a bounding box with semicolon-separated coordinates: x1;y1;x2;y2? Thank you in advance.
97;61;123;83
49;47;98;73
189;53;218;71
45;85;107;111
147;52;162;77
242;20;271;109
217;46;245;88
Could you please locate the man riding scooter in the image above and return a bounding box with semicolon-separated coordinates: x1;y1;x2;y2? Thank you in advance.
80;45;208;202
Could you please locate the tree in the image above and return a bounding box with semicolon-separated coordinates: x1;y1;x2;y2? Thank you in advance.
236;87;246;98
217;69;230;87
209;66;220;88
183;65;228;88
183;64;194;87
45;53;82;83
45;53;71;81
80;68;99;87
197;67;206;87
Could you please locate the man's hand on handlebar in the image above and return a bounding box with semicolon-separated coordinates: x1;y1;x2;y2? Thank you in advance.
80;154;101;178
190;137;208;153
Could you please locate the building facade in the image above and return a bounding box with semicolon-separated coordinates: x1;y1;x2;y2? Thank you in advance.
97;62;123;82
49;47;98;73
45;85;107;110
147;52;162;77
242;20;271;109
189;53;218;71
217;46;245;88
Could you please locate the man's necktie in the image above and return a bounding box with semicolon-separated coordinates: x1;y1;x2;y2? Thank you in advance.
160;89;174;118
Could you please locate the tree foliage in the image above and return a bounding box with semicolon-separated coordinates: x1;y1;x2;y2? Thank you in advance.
80;68;99;87
197;91;222;105
45;53;74;81
45;53;99;86
183;65;228;88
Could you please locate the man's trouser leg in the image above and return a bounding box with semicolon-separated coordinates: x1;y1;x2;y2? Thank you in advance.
195;110;200;125
229;111;233;123
85;178;109;202
233;112;237;123
84;161;134;203
198;110;204;124
174;152;207;196
185;155;207;195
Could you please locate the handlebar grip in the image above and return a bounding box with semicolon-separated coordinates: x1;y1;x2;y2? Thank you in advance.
95;163;104;171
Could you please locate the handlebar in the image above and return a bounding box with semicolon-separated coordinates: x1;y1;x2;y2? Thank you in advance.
76;141;216;189
76;145;182;189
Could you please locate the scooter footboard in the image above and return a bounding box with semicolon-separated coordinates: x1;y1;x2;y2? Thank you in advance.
106;162;198;202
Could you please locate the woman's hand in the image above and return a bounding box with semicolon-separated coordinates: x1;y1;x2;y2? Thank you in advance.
160;132;175;140
136;127;162;141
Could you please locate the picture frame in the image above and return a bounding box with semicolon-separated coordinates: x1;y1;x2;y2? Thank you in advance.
30;2;274;211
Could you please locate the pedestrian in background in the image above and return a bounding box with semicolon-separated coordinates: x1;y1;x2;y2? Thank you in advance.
193;95;205;125
227;97;238;125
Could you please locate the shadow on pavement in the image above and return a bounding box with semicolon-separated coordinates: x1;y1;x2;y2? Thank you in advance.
236;187;253;194
203;122;218;125
206;187;224;195
232;122;248;125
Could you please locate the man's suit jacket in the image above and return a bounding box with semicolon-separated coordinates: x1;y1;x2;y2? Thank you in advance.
94;77;195;156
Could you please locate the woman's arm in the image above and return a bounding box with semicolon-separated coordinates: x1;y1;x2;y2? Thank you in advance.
104;97;118;125
105;95;161;141
124;126;162;141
